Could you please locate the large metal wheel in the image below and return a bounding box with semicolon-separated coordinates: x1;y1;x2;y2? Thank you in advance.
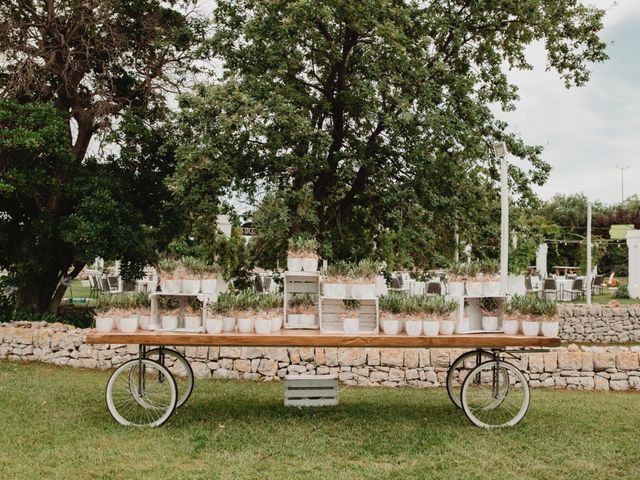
461;360;530;429
144;348;194;408
106;358;177;427
447;350;496;408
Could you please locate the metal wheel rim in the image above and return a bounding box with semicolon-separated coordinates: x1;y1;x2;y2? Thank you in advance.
144;348;194;408
106;359;177;427
461;360;530;429
446;350;494;409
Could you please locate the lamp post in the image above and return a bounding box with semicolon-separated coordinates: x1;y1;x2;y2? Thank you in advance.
616;166;628;203
494;141;508;296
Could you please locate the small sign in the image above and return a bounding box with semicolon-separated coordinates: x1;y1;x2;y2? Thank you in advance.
241;222;257;236
609;224;634;240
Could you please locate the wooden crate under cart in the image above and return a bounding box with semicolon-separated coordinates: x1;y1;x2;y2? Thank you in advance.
284;374;338;407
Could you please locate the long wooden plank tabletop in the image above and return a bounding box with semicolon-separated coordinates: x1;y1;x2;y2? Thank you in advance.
86;330;561;348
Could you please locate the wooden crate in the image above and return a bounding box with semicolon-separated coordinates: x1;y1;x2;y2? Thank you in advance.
284;272;320;329
284;374;338;407
452;296;506;333
319;297;379;334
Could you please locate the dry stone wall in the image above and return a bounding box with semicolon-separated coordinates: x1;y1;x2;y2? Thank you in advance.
559;305;640;343
2;320;640;391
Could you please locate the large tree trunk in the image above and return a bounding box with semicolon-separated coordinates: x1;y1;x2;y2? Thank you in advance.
14;262;84;315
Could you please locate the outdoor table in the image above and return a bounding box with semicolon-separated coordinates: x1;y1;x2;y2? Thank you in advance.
553;266;580;276
88;330;560;429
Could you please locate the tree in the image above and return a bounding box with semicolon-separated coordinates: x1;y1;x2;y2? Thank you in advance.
172;0;607;267
0;1;206;313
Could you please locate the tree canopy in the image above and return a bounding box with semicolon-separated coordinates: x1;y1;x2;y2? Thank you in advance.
172;0;608;268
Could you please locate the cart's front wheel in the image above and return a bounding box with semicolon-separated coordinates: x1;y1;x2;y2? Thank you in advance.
106;358;177;427
447;349;494;408
144;348;194;408
461;360;530;429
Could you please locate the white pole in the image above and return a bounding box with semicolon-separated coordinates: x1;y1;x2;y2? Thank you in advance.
500;153;509;295
586;203;592;305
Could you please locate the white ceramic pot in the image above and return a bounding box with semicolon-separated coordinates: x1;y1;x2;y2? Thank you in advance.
522;320;540;337
465;282;483;297
200;278;218;294
482;316;498;331
287;257;302;272
161;315;178;331
182;279;201;295
447;282;465;297
222;316;236;332
160;279;181;294
95;317;114;333
343;317;360;334
541;321;559;338
439;320;455;335
184;315;201;331
382;319;401;335
237;317;254;333
138;315;151;331
205;317;223;334
271;315;283;331
301;257;318;272
423;320;440;336
405;319;422;336
503;318;519;335
482;281;501;297
323;283;347;298
351;283;376;299
255;318;272;335
119;315;139;333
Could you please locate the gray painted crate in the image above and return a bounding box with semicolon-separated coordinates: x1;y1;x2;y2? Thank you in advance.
284;374;338;407
319;297;379;334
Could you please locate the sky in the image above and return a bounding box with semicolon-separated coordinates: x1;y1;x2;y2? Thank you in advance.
499;0;640;204
194;0;639;206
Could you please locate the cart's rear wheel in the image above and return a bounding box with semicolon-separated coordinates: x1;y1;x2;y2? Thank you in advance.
447;350;495;408
106;358;177;427
461;360;530;428
144;348;194;408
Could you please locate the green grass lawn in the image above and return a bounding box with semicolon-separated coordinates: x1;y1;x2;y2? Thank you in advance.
561;292;640;305
1;362;639;480
62;279;92;300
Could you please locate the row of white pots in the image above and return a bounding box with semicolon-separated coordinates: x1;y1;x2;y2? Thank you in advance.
323;282;376;299
201;315;284;334
502;318;559;337
287;257;318;272
381;318;456;336
95;314;151;333
447;281;501;297
160;278;218;295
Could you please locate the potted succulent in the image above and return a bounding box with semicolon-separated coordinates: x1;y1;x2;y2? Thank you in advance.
234;291;257;333
287;292;317;328
422;296;441;336
323;260;350;298
351;259;380;299
134;293;151;330
158;258;181;294
288;236;320;272
200;262;220;294
158;296;180;331
207;292;235;333
379;293;404;335
94;296;115;333
437;297;458;335
180;256;203;295
480;259;501;296
530;297;559;337
105;294;138;333
183;297;202;331
340;299;361;333
479;297;499;331
520;296;541;337
404;297;423;337
260;292;284;332
503;295;523;335
253;294;273;335
446;262;468;297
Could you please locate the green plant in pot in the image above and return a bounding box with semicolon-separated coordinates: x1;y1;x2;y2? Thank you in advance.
323;260;351;298
379;293;405;335
503;294;525;335
180;256;205;295
479;259;501;296
479;297;500;331
351;259;380;299
341;299;361;333
404;296;423;336
288;292;317;328
421;296;440;336
288;236;320;272
259;292;284;331
158;257;181;294
200;262;221;294
434;296;458;335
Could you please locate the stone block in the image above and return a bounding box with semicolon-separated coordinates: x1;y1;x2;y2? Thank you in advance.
212;368;240;379
324;348;339;366
264;347;288;363
558;352;581;371
299;347;315;362
528;353;544;373
338;348;366;366
233;359;252;373
380;349;404;367
192;362;211;379
418;349;430;367
370;371;388;383
367;348;381;366
389;368;405;382
404;350;419;368
610;380;629;391
430;349;450;369
543;352;558;372
288;348;301;364
258;359;278;376
406;369;419;380
593;352;616;371
616;352;639;371
220;347;241;359
594;376;609;391
581;351;594;372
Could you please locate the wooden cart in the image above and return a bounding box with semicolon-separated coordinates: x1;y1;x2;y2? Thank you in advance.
87;331;560;429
